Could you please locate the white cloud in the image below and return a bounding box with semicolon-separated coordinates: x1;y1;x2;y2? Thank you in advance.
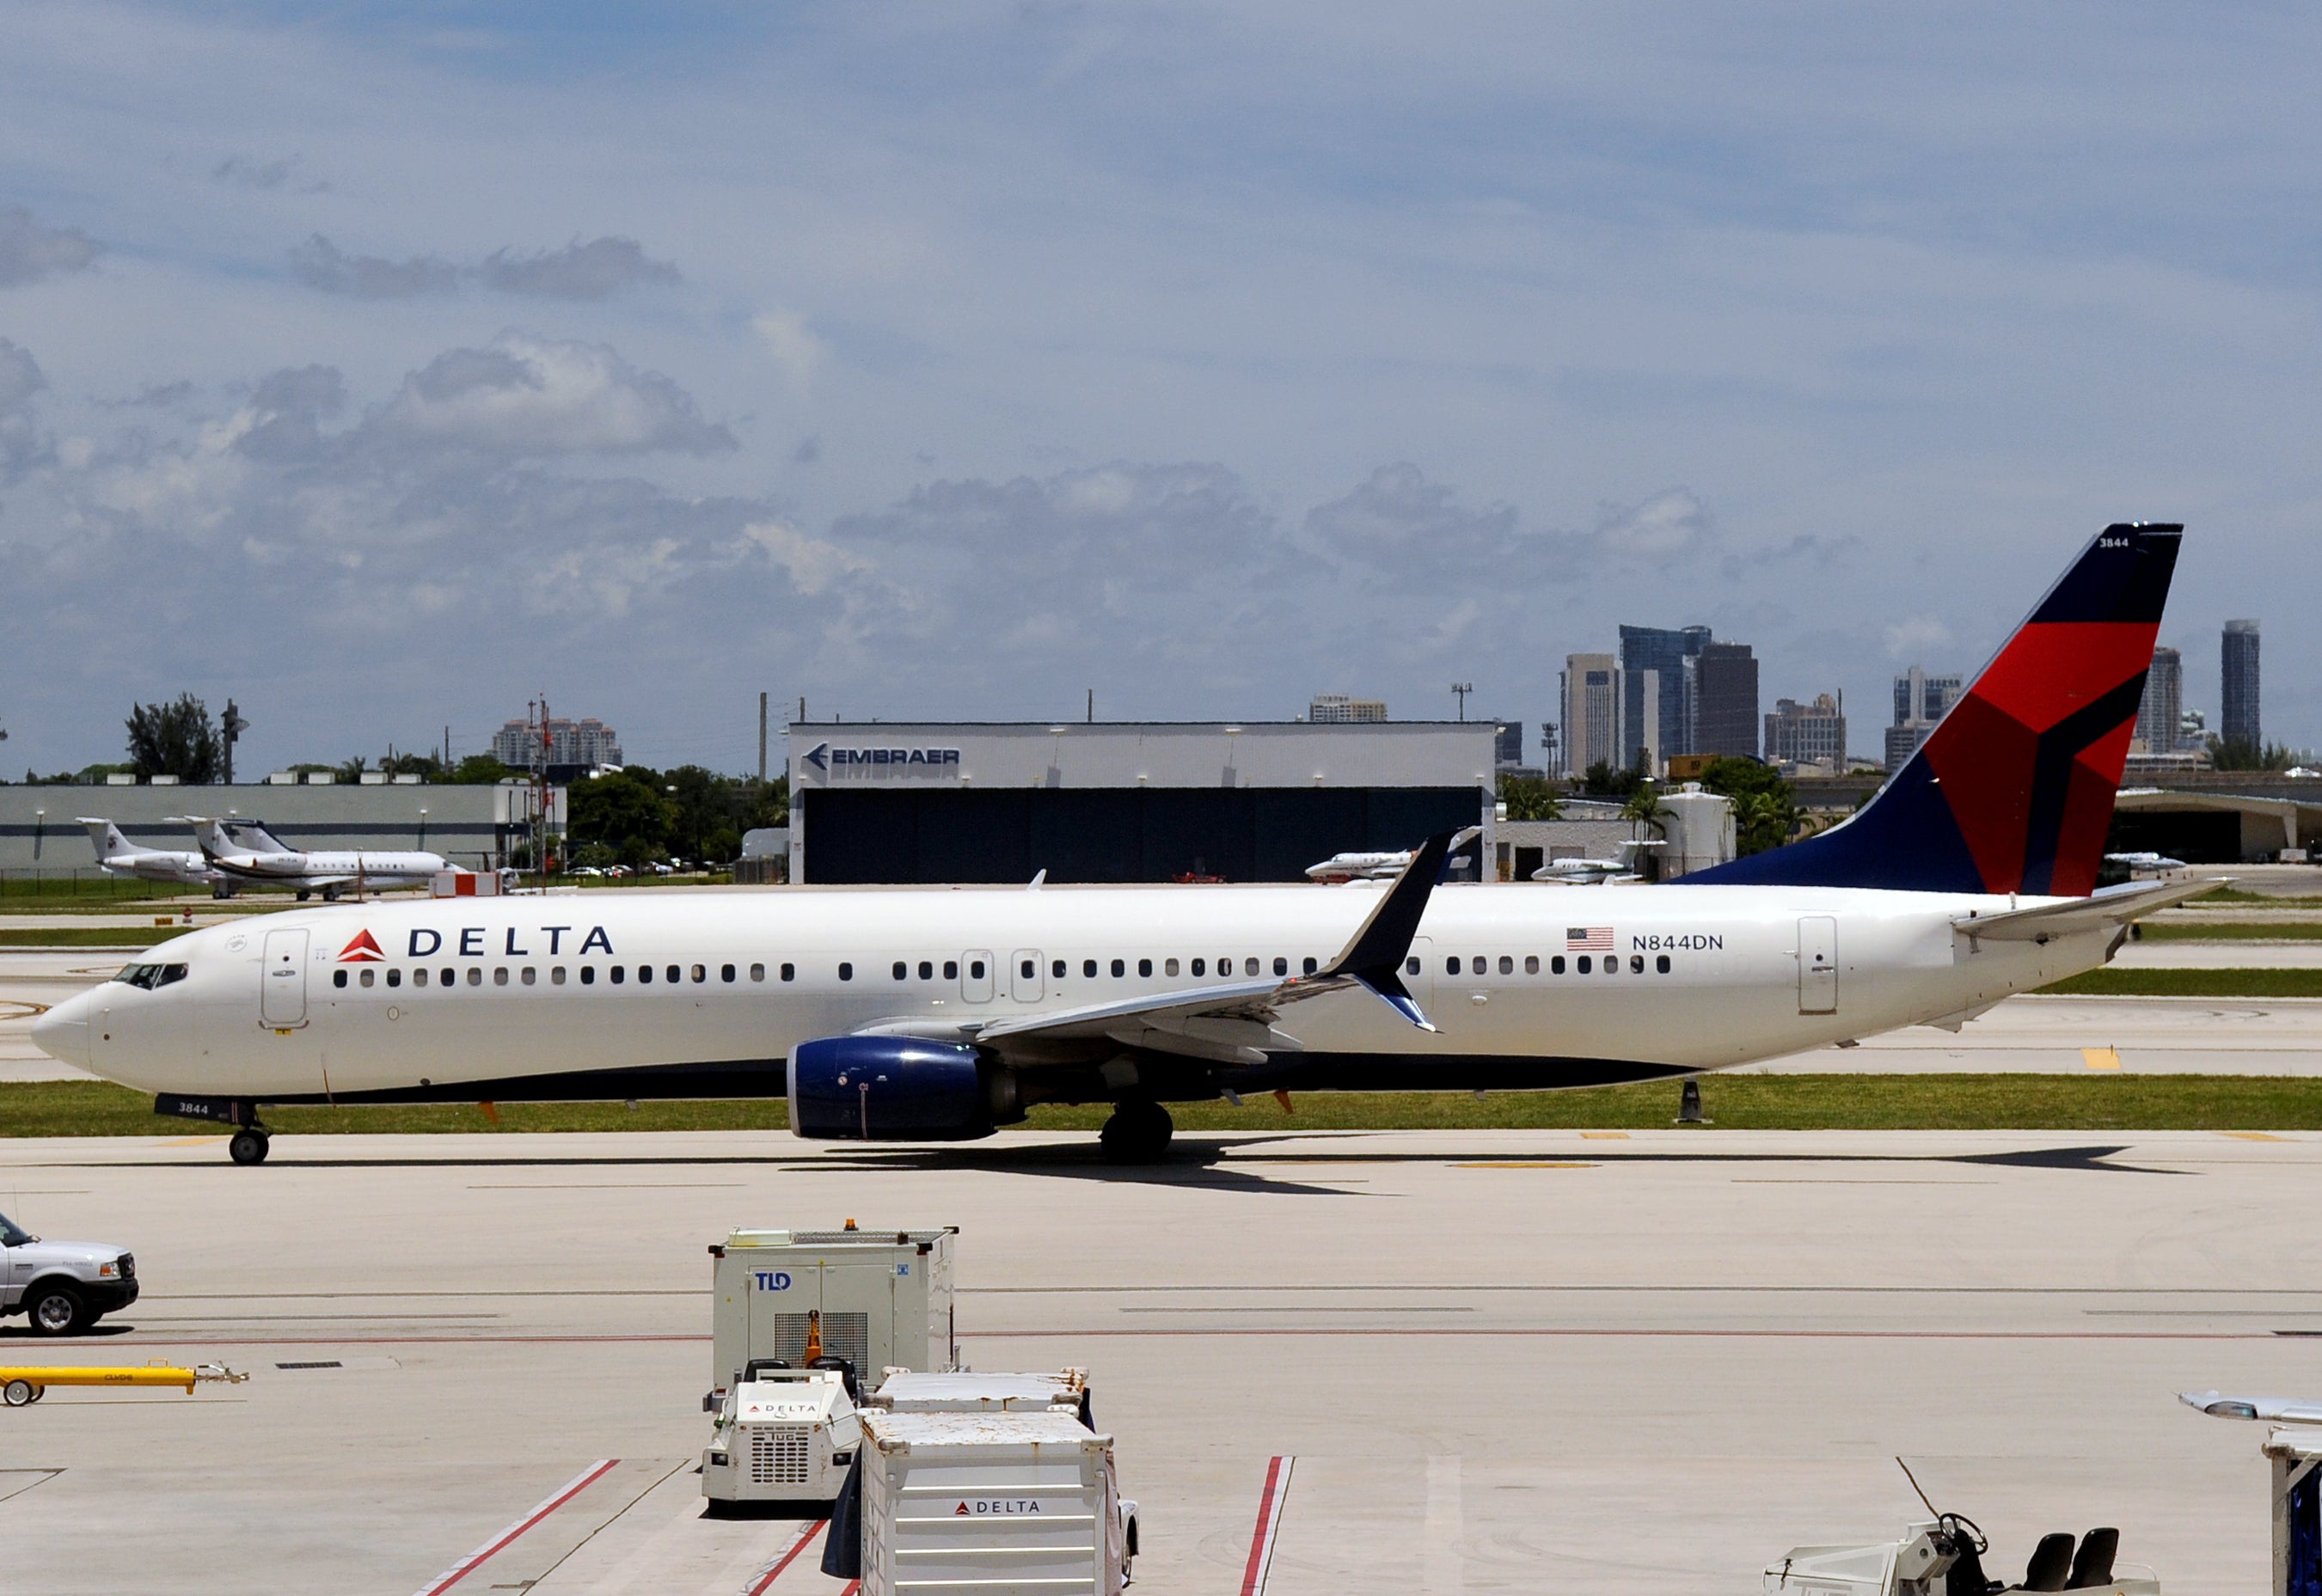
751;310;827;392
1883;616;1954;661
0;207;99;288
373;334;736;457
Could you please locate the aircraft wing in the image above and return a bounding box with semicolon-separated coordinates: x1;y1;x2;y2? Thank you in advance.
1951;877;2214;942
861;829;1461;1066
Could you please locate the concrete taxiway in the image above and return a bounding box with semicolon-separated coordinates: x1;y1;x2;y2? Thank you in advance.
1;1127;2318;1595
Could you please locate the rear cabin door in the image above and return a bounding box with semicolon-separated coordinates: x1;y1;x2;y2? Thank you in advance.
1797;916;1837;1014
960;950;995;1004
1010;949;1044;1003
260;928;310;1028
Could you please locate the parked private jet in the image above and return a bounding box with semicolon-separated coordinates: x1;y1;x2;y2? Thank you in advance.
1532;839;1662;885
80;819;232;896
34;523;2191;1166
187;817;452;901
1305;849;1412;884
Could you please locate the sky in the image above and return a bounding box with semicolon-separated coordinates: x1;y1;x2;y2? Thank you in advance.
2;1;2318;779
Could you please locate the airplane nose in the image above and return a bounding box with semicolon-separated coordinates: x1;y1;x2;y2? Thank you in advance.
29;990;93;1069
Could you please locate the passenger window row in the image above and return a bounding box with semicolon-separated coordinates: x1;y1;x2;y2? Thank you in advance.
331;961;781;992
1403;952;1676;977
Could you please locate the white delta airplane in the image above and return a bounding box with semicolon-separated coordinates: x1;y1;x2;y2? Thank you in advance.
80;819;233;896
35;523;2195;1167
187;816;451;901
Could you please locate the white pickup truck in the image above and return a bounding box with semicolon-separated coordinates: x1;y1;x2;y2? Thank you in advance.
0;1209;137;1336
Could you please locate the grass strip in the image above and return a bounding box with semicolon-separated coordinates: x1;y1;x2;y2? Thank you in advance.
2138;922;2322;940
9;1073;2322;1137
0;926;187;948
2037;968;2322;998
2192;888;2322;907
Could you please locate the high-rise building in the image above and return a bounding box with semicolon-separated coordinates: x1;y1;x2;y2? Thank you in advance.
2222;621;2261;746
1884;666;1964;773
1686;643;1760;760
1492;721;1524;767
1619;624;1712;767
1765;694;1847;769
1559;654;1617;777
2134;647;2183;754
492;716;624;769
1308;694;1388;724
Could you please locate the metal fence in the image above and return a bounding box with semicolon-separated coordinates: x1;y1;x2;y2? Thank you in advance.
0;870;206;902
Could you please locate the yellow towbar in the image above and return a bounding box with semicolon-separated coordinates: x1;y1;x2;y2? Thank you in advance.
3;1361;246;1405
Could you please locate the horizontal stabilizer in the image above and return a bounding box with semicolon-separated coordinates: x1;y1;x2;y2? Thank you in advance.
1952;877;2211;942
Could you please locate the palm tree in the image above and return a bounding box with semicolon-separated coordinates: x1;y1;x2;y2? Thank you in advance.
1620;783;1670;841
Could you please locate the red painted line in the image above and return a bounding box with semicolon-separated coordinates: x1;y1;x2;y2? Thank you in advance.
1239;1455;1295;1596
111;1335;709;1347
962;1327;2287;1341
412;1457;619;1596
840;1583;861;1595
741;1519;828;1595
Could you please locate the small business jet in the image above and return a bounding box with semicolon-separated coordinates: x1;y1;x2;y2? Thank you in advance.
80;819;233;896
2105;851;2186;876
187;816;451;902
1305;849;1412;884
1533;839;1662;885
35;523;2196;1167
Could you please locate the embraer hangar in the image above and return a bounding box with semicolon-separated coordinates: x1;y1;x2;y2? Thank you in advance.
788;720;1498;884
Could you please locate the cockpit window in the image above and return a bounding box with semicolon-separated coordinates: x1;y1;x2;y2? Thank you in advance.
111;963;188;990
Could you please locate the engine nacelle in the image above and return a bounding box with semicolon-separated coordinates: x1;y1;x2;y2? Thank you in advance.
787;1036;998;1141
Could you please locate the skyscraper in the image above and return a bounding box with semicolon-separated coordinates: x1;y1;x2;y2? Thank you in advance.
1765;694;1847;768
2222;621;2261;747
1885;666;1964;773
2134;647;2183;754
1559;654;1617;777
1687;643;1760;759
1618;624;1712;767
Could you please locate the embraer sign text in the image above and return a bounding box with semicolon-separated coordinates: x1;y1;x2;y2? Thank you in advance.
803;741;961;776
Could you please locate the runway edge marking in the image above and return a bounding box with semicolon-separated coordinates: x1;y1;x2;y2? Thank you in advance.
410;1457;619;1596
1239;1454;1296;1596
739;1518;828;1595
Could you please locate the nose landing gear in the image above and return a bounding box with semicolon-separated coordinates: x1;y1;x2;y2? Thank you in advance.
228;1128;272;1165
1098;1101;1173;1165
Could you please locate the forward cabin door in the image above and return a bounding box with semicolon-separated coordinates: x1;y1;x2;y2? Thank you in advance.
260;928;310;1029
1797;916;1838;1014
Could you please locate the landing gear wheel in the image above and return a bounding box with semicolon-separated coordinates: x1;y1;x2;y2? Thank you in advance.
1099;1101;1174;1165
295;890;312;902
230;1128;272;1165
27;1283;87;1337
3;1379;34;1406
322;886;340;902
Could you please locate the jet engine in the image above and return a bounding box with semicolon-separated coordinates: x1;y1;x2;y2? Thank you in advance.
787;1036;1010;1141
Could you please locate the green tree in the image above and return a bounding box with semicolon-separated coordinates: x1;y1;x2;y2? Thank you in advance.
2209;734;2297;773
448;754;519;784
567;767;677;861
1497;772;1565;822
126;694;224;784
1580;757;1645;798
1697;757;1810;855
1620;783;1670;841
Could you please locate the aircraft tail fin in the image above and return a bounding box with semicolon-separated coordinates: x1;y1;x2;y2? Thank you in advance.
77;817;132;859
227;818;292;854
1687;523;2182;896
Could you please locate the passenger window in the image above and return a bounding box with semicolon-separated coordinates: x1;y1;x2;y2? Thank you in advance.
1084;959;1099;978
1406;957;1420;976
639;965;652;984
387;969;402;988
943;961;958;980
1051;959;1066;979
781;963;795;981
839;963;854;981
752;963;767;981
1244;957;1259;976
581;966;597;985
721;964;735;982
1657;955;1671;974
522;968;537;986
440;968;455;987
1111;958;1125;978
1138;958;1152;977
1445;957;1460;975
893;962;908;981
413;969;428;988
360;969;375;988
1576;956;1590;974
1302;957;1317;975
1217;957;1231;977
468;968;482;987
690;964;705;983
1473;957;1486;975
1630;955;1644;975
1498;956;1512;975
333;969;347;989
667;965;682;983
1525;956;1540;975
555;966;571;985
1603;958;1617;976
494;968;510;986
1192;958;1206;976
1273;957;1288;976
1165;958;1179;976
611;966;626;985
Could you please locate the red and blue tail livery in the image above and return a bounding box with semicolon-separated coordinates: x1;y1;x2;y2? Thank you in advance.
1688;523;2182;896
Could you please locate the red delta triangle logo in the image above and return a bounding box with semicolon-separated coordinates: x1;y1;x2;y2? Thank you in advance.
955;1502;971;1516
338;930;386;963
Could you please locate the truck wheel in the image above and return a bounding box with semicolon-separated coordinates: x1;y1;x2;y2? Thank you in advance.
230;1129;271;1165
27;1281;88;1336
1098;1102;1173;1165
3;1379;33;1405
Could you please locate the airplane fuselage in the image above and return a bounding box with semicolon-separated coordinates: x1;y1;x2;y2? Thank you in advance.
37;882;2108;1106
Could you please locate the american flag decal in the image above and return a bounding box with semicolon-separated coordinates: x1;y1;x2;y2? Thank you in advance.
1565;926;1614;951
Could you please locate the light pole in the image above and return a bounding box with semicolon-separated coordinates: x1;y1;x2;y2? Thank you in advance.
418;807;427;852
1451;682;1473;722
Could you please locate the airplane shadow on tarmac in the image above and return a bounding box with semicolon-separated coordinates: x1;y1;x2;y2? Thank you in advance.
37;1137;2187;1189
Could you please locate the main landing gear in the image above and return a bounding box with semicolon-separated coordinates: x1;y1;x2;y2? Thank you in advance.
229;1128;272;1165
1098;1100;1173;1165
